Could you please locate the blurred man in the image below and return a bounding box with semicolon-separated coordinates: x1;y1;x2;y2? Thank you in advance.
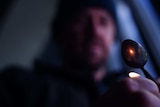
1;0;160;107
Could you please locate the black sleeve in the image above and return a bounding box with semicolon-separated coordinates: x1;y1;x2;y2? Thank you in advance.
0;66;30;107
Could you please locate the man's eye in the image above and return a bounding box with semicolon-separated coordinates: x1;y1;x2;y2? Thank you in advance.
76;18;87;25
100;17;108;26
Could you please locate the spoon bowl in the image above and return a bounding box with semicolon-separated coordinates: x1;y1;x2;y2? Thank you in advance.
121;39;148;68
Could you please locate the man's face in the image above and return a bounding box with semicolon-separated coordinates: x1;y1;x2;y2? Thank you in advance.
59;7;116;69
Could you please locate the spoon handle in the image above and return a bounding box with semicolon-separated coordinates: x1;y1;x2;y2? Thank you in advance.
141;67;160;91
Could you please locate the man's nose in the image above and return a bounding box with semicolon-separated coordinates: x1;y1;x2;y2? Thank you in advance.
86;20;101;39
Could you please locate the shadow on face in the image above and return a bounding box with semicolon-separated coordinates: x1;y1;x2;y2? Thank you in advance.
58;7;116;69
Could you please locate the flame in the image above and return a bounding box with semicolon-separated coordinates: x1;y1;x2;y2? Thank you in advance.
129;72;140;78
128;48;135;56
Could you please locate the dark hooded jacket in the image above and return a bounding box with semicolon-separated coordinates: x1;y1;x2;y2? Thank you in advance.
0;61;126;107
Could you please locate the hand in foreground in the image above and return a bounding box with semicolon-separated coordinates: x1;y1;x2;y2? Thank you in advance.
93;78;160;107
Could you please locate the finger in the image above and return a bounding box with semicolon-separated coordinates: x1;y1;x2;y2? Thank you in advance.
130;90;160;107
133;78;160;97
107;78;159;97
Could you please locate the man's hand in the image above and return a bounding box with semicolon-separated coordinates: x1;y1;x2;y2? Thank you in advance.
93;78;160;107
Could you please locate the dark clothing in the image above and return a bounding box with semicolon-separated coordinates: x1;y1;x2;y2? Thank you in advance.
0;63;98;107
0;62;126;107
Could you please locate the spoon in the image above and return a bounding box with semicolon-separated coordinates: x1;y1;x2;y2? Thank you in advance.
121;39;160;89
